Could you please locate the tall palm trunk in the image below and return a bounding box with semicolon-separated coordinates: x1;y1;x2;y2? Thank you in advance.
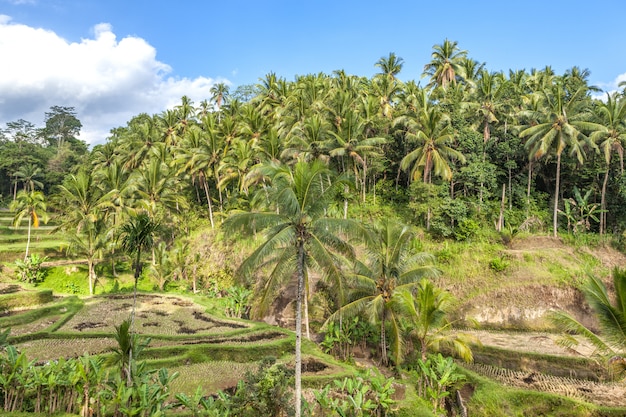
553;153;561;238
294;240;304;417
128;248;143;385
526;161;533;219
202;175;215;228
600;168;609;235
380;310;387;366
88;259;94;295
24;215;32;262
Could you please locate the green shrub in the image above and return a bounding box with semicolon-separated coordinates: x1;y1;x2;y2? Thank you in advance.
489;256;509;272
13;254;48;284
454;218;480;241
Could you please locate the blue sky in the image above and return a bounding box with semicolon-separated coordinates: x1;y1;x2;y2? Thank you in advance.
2;0;626;144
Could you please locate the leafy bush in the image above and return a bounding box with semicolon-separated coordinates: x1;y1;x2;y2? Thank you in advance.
454;218;480;241
412;353;466;416
489;256;509;272
224;285;252;319
13;254;48;284
228;357;294;417
313;370;396;417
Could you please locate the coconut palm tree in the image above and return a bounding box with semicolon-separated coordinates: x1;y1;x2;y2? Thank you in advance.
392;279;475;362
399;106;465;185
66;217;108;295
329;108;387;202
223;159;362;417
210;83;230;111
54;171;115;294
375;52;404;81
10;190;49;261
520;82;601;237
325;220;439;366
423;39;468;89
590;93;626;235
13;163;43;193
118;212;160;329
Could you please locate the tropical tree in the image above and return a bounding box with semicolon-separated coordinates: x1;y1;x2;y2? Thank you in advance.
590;93;626;235
399;105;465;229
13;163;43;193
375;52;404;81
210;82;230;112
400;106;465;184
223;159;362;417
10;190;49;261
551;267;626;378
54;171;115;294
520;82;601;237
392;279;475;362
118;213;160;328
325;220;439;366
65;218;108;295
329;108;387;203
423;39;468;90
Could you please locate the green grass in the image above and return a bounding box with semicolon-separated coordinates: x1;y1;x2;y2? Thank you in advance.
0;289;53;311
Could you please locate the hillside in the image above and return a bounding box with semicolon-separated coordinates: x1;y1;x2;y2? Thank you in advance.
2;210;626;415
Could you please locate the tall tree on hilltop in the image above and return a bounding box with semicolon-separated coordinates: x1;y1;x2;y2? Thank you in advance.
43;106;82;149
210;83;230;111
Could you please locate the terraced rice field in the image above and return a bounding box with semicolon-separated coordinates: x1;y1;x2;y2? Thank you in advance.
4;292;348;396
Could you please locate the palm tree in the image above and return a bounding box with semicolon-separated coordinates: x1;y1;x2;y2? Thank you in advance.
133;158;187;218
210;83;230;111
590;93;626;235
66;217;108;295
551;267;626;378
118;212;160;329
174;124;220;227
423;39;468;89
375;52;404;81
329;109;387;203
10;190;49;261
223;159;362;417
54;172;115;294
464;69;509;208
392;279;474;362
325;220;439;366
13;163;43;193
400;106;465;184
520;83;601;237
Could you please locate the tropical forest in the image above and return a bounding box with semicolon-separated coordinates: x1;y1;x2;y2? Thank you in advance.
2;40;626;416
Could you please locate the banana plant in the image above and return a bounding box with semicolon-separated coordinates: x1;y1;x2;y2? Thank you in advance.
414;353;466;415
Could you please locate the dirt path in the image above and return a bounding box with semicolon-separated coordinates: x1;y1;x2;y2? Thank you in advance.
465;329;626;408
467;329;596;357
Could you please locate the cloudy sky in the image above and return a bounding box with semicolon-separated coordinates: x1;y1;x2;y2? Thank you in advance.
2;0;626;145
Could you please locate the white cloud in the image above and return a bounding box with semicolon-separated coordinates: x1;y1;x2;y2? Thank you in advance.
591;72;626;101
0;16;227;145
